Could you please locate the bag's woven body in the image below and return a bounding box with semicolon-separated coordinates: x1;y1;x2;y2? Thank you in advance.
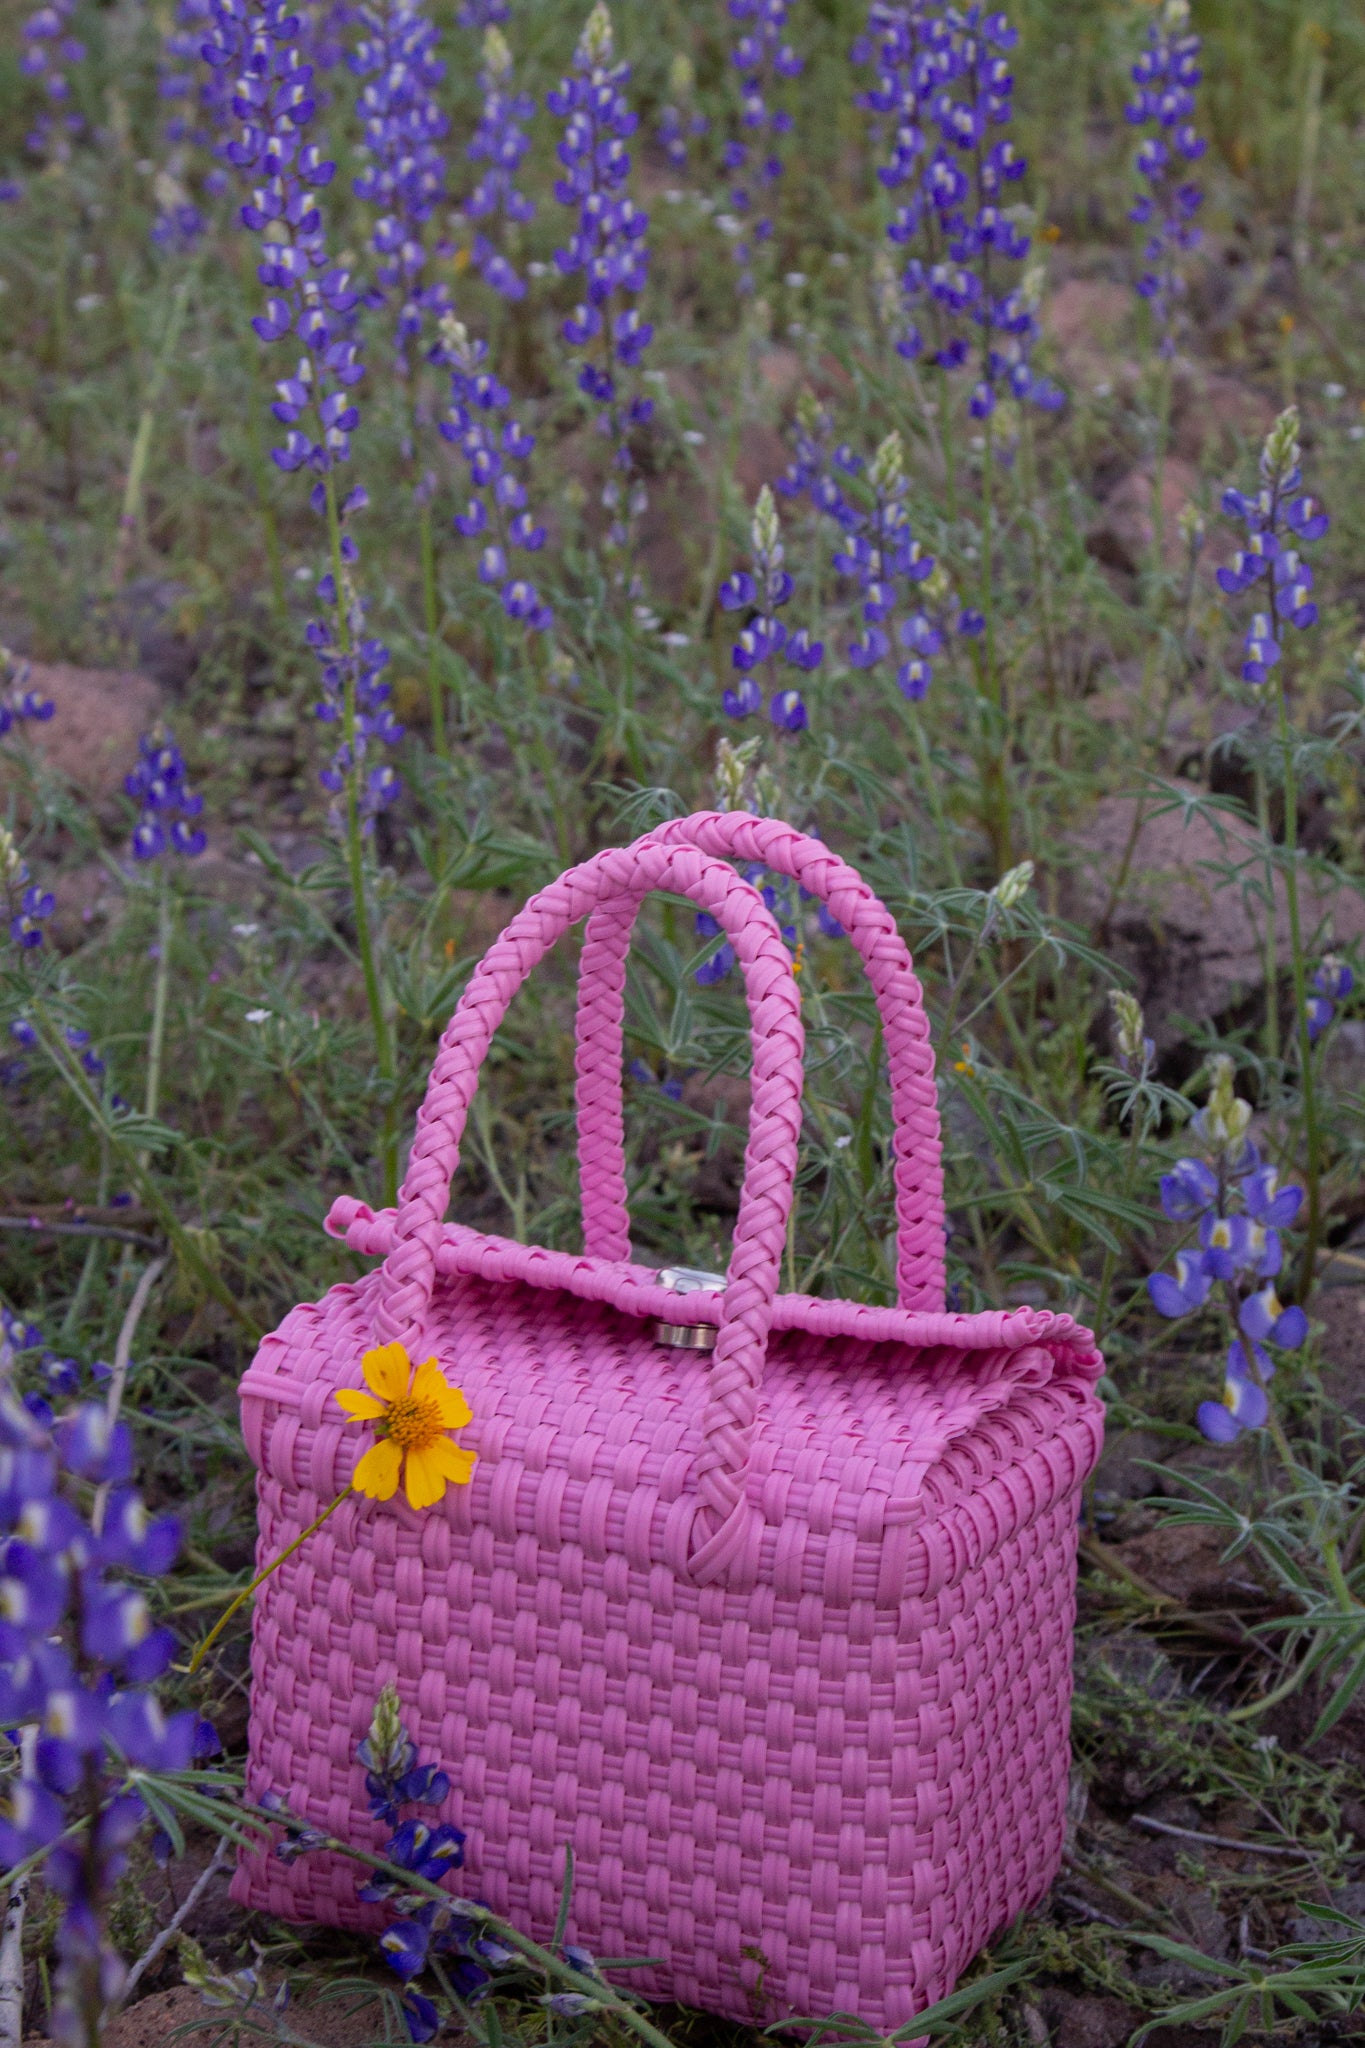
234;820;1104;2032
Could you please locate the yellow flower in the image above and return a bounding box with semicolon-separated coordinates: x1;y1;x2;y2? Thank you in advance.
336;1343;475;1510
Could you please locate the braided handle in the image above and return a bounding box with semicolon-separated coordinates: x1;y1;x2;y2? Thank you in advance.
575;812;945;1309
375;838;805;1582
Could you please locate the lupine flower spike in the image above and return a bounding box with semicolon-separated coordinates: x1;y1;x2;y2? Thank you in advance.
832;431;945;698
722;0;803;292
658;52;708;171
719;484;821;726
855;3;1062;417
1147;1056;1308;1443
1126;0;1205;353
350;0;451;370
1218;406;1329;688
439;314;552;632
464;25;536;300
126;730;207;861
549;3;655;557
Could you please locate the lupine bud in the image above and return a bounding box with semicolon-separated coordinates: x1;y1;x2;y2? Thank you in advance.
992;859;1035;910
1200;1054;1252;1153
1109;990;1146;1062
668;51;694;98
1261;406;1301;487
714;734;762;812
578;1;613;69
1178;502;1205;552
482;23;511;80
869;430;905;497
751;484;781;565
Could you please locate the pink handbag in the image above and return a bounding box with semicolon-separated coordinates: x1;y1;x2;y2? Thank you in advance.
233;817;1104;2031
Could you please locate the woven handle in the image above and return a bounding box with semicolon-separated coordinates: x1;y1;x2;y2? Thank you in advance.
574;811;945;1309
375;837;805;1582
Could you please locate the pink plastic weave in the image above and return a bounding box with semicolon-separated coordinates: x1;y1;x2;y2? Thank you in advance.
233;828;1105;2033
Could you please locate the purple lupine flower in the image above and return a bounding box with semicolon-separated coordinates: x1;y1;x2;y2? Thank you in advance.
438;316;552;631
829;430;938;695
1125;0;1205;353
456;0;507;23
855;3;1060;416
719;486;819;725
464;25;535;300
0;653;56;737
202;0;401;824
1145;1056;1309;1446
775;391;863;530
1;824;53;952
1217;408;1328;689
125;730;207;861
350;0;450;365
0;1364;197;2048
152;0;232;248
549;3;655;553
1306;955;1354;1041
657;52;708;170
19;0;85;167
721;0;803;292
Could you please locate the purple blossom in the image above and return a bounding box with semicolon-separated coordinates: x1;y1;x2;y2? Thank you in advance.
439;317;552;632
125;731;207;862
549;3;654;550
722;0;804;291
719;485;819;727
1197;1360;1268;1444
350;0;450;363
464;26;535;300
1306;955;1354;1041
855;3;1061;414
829;430;941;695
19;0;85;165
1125;0;1205;351
657;53;708;169
1219;409;1328;689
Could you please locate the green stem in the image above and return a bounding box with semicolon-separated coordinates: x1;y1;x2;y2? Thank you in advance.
1095;1106;1145;1340
419;496;446;763
324;471;399;1206
185;1489;349;1675
1276;676;1323;1300
978;409;1010;869
145;866;172;1128
900;697;964;889
112;264;198;588
1255;757;1280;1067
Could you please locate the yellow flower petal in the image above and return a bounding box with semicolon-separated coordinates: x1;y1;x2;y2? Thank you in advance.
362;1342;411;1404
412;1357;472;1430
403;1443;448;1511
352;1439;403;1501
432;1439;476;1487
335;1389;387;1422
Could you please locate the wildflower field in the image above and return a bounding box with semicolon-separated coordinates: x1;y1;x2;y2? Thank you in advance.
5;0;1365;2042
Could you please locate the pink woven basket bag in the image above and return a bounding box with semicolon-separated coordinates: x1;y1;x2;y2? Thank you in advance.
233;816;1105;2031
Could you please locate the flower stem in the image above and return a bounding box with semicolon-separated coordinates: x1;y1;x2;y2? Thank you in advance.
419;495;446;763
323;470;399;1206
144;864;172;1130
978;409;1010;869
1276;674;1323;1301
112;262;199;589
184;1488;350;1675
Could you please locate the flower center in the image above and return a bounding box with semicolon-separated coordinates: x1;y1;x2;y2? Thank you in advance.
384;1392;444;1453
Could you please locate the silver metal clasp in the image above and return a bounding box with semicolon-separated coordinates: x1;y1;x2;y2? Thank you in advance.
652;1265;724;1350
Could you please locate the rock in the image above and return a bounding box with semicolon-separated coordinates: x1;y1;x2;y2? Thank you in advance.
97;1983;388;2048
1088;457;1202;575
1110;1519;1264;1612
19;663;163;808
1066;780;1365;1051
1039;1990;1146;2048
1313;1285;1365;1423
1043;277;1135;391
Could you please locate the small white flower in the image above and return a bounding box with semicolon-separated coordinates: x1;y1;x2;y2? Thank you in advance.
75;294;103;314
784;271;807;288
715;214;743;238
527;260;548;277
232;923;259;939
642;368;667;385
244;1008;272;1024
663;189;685;205
682;429;706;446
661;632;690;648
833;1134;853;1150
1324;382;1346;400
829;251;850;268
1350;425;1365;442
1093;380;1113;398
293;565;313;582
